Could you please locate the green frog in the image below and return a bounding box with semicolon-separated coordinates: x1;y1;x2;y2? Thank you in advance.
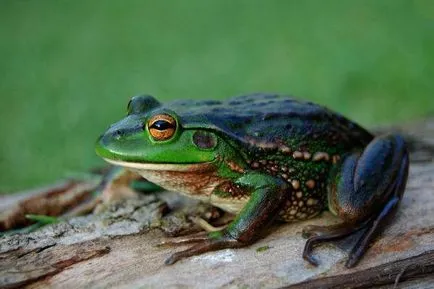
95;93;409;268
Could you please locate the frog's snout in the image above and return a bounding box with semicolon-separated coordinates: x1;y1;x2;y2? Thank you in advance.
95;117;148;161
95;127;128;159
108;129;123;140
98;129;120;147
95;132;112;157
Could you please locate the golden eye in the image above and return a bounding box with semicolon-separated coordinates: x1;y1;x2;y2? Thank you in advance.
148;114;177;141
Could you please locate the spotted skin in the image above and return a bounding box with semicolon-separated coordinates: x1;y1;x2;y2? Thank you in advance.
243;148;332;222
165;94;373;221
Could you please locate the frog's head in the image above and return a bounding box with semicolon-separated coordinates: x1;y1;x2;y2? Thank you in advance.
95;95;241;173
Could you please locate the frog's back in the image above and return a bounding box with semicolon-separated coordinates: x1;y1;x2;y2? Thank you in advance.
165;94;375;222
168;93;373;153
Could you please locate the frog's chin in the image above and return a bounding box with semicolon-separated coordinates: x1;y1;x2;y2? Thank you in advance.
103;158;221;199
103;158;214;172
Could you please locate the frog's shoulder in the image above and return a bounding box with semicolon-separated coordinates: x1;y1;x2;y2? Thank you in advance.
168;93;373;150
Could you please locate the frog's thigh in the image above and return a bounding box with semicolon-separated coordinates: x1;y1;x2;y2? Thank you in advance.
326;134;409;267
329;134;409;223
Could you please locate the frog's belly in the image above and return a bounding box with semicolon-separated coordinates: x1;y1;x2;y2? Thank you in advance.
136;166;249;214
137;167;248;214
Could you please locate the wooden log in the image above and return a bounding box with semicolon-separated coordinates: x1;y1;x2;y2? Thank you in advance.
1;119;434;289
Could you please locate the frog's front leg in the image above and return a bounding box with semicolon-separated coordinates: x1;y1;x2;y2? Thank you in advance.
303;134;409;268
164;173;289;265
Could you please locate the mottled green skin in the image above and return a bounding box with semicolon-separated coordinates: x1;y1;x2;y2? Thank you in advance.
162;94;375;219
159;94;374;161
96;93;408;267
168;93;373;150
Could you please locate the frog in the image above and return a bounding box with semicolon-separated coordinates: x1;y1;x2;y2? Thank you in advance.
95;93;409;268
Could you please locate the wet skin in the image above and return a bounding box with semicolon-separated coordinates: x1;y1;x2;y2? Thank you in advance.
95;94;409;267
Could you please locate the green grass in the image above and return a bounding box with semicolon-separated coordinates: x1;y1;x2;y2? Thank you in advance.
0;0;433;192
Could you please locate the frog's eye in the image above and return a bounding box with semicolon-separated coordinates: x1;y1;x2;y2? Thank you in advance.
148;114;177;141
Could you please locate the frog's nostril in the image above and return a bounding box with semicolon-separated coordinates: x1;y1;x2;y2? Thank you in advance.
112;130;122;139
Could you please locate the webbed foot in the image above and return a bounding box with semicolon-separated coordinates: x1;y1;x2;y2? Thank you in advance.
158;231;209;247
302;220;369;266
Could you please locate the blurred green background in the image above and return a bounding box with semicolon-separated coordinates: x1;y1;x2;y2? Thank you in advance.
0;0;433;192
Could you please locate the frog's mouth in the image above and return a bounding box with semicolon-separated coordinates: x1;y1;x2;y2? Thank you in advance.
103;158;215;172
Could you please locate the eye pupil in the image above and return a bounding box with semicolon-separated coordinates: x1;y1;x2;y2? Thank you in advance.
150;120;173;130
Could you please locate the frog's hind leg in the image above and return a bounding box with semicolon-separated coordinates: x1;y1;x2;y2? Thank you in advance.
303;134;409;268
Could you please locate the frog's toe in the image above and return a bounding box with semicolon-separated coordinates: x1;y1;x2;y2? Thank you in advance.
302;248;319;267
188;216;228;232
301;225;320;239
164;235;243;265
302;224;343;239
157;231;209;247
345;196;401;268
